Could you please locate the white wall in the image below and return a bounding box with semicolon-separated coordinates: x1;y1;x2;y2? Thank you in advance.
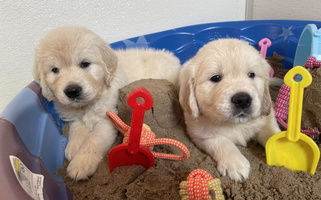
250;0;321;21
0;0;246;112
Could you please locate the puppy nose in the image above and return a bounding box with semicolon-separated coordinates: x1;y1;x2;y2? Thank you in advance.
64;85;82;99
231;92;252;109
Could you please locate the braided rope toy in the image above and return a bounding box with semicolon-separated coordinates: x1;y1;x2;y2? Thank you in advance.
179;169;224;200
274;56;321;140
106;110;190;161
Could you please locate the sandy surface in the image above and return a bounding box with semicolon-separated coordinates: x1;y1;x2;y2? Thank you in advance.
302;66;321;143
59;54;321;199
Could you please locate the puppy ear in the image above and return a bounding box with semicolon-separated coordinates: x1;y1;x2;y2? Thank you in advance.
99;42;118;86
33;53;55;101
261;77;272;116
179;63;200;118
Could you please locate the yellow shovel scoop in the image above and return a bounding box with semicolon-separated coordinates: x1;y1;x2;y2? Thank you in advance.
266;66;320;174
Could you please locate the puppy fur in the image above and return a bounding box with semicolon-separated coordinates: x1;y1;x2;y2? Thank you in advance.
33;26;181;180
179;38;281;181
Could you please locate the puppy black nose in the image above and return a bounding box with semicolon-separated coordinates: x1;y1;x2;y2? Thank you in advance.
64;85;82;99
231;92;252;109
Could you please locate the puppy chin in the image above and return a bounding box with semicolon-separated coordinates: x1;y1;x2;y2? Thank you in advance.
229;107;263;123
56;93;96;108
67;99;90;108
229;113;253;123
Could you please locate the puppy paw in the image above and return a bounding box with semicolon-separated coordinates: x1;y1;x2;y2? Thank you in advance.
65;121;91;161
217;154;250;182
65;140;82;161
67;153;103;181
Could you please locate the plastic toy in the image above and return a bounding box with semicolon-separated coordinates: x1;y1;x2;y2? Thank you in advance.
259;38;272;58
275;24;321;140
275;56;321;139
266;66;320;174
107;87;190;172
294;24;321;67
258;38;274;77
179;169;224;200
108;87;155;172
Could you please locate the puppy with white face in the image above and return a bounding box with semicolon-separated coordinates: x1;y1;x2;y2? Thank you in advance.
34;26;181;180
179;38;281;181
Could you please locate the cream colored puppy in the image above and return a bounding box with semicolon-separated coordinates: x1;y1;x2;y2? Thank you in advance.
179;38;280;181
33;26;181;180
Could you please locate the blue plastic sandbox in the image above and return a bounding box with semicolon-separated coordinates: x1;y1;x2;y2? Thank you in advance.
1;20;321;200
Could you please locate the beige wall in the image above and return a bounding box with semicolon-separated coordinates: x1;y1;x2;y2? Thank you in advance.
249;0;321;21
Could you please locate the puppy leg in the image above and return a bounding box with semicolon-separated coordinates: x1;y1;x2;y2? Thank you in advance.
65;120;91;161
256;112;281;147
66;119;117;180
194;136;250;182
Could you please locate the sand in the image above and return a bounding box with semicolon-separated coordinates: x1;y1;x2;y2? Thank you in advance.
302;67;321;143
59;54;321;200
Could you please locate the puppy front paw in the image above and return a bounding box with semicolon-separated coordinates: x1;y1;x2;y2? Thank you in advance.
67;153;103;181
217;154;250;182
65;140;82;161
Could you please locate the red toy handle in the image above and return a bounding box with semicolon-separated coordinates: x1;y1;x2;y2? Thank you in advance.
126;87;154;154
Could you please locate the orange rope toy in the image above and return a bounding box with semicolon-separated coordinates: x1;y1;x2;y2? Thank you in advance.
106;111;190;161
179;169;224;200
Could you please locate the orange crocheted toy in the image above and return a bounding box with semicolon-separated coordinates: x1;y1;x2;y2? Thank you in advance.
179;169;224;200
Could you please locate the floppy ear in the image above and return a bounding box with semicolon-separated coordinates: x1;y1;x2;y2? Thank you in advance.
33;53;55;101
261;77;272;116
99;42;118;86
179;62;200;118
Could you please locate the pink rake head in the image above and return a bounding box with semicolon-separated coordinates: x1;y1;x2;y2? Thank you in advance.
258;38;274;77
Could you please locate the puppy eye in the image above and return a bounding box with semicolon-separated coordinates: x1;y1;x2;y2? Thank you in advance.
80;61;91;68
51;67;60;74
248;72;255;78
209;75;221;82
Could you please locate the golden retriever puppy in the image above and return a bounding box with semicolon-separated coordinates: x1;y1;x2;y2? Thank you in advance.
33;26;181;180
179;38;280;181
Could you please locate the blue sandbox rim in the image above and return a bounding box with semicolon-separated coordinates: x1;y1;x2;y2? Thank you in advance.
111;20;321;69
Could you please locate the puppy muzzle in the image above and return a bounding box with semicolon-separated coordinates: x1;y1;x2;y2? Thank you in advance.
231;92;253;118
64;84;83;100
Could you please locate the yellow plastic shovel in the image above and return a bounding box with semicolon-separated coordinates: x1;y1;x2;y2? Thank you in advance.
266;66;320;174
